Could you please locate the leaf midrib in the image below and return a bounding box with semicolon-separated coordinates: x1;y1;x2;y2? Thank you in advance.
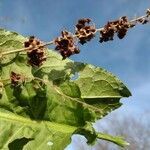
0;111;77;133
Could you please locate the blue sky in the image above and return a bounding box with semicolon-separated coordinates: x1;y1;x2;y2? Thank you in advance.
0;0;150;149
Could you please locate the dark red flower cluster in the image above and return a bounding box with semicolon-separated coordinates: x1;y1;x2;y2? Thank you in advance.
10;71;24;87
99;16;130;43
54;31;80;59
75;18;96;44
24;36;46;67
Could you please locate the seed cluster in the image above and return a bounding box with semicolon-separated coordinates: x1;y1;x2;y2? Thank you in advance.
75;18;96;44
99;16;131;43
24;36;46;67
54;31;80;59
10;72;24;87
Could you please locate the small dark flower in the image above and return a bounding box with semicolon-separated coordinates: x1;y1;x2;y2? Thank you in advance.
117;28;127;39
99;22;115;43
24;36;46;67
10;72;24;87
54;31;80;59
142;19;149;24
99;16;130;43
75;18;96;44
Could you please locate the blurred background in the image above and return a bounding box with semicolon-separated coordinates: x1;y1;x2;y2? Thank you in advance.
0;0;150;149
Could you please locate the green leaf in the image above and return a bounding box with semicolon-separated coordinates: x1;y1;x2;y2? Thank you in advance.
0;29;131;149
73;62;131;98
0;109;76;150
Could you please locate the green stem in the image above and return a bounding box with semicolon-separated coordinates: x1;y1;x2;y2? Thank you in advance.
97;132;129;147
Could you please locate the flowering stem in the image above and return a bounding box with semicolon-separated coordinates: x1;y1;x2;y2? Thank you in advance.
0;9;149;57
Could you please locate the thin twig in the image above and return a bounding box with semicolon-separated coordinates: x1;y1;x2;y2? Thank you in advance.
1;40;54;56
130;14;148;23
